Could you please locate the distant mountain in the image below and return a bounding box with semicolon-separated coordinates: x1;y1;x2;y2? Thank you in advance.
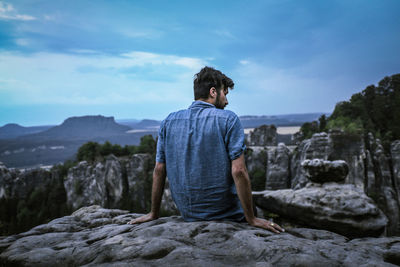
116;113;327;130
0;123;52;139
117;119;161;129
24;115;131;140
0;113;327;168
239;113;329;128
133;119;161;128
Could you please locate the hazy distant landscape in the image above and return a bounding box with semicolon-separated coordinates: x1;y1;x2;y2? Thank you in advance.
0;112;326;168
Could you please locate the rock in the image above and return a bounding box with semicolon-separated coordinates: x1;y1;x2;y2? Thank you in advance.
290;132;333;189
254;183;388;238
247;125;277;146
64;160;106;210
245;146;267;191
391;140;400;204
161;181;179;215
301;159;349;183
125;154;153;211
1;206;400;266
365;134;400;236
64;154;155;212
265;143;291;189
0;164;54;200
291;132;366;189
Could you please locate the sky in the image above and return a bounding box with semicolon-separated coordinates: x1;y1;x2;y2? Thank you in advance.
0;0;399;126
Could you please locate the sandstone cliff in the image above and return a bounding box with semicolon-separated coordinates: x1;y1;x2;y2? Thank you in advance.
1;205;399;266
247;126;400;236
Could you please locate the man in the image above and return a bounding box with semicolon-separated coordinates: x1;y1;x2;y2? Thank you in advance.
128;67;283;234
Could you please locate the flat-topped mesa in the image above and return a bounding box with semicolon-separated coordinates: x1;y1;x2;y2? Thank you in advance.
37;115;131;139
246;124;277;146
301;159;349;183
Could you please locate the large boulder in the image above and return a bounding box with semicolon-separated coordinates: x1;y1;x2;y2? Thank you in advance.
1;206;400;266
246;125;277;146
291;132;366;189
254;183;388;238
291;132;332;189
301;159;349;183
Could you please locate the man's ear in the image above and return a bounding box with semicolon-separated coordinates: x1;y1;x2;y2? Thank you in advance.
209;87;217;99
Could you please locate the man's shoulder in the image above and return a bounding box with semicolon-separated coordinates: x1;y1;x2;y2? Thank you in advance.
164;108;188;121
211;108;239;121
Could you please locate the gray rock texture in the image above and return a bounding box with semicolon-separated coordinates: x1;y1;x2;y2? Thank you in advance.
0;163;55;199
245;146;268;191
291;132;366;189
247;125;277;146
266;143;291;189
301;159;349;183
254;183;388;238
392;140;400;203
1;206;400;267
365;134;400;236
63;154;177;215
246;127;400;236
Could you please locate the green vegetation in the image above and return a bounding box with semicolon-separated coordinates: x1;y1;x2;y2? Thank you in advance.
0;176;70;236
0;135;158;236
76;135;156;163
298;73;400;151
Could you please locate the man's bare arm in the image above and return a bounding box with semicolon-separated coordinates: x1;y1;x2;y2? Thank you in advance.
128;162;166;224
231;154;284;233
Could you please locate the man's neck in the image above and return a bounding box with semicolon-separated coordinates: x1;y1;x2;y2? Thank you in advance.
197;98;215;106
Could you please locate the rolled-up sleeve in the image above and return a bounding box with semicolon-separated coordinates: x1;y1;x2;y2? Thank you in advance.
156;121;166;163
225;115;246;161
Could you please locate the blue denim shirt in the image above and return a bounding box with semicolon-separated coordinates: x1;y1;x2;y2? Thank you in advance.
156;100;245;222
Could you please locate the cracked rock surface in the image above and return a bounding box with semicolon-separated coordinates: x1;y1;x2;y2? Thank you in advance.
1;206;400;266
254;183;388;238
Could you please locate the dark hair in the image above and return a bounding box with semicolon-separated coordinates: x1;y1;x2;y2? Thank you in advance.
193;66;234;100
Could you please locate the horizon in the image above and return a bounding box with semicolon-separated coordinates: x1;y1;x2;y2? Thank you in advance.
0;111;329;127
0;0;399;126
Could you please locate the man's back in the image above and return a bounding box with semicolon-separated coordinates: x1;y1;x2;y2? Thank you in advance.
156;100;246;221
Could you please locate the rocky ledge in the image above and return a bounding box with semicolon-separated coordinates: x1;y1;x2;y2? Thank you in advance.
254;183;388;238
1;206;400;266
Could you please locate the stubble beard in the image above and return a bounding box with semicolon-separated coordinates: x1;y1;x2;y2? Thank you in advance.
215;92;226;110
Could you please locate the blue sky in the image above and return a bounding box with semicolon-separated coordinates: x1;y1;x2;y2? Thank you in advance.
0;0;399;126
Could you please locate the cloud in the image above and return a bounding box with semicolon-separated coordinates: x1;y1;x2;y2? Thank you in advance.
0;2;36;21
121;52;205;67
15;38;30;46
214;29;236;39
0;50;208;106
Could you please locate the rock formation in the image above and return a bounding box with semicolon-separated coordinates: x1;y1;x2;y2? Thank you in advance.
254;183;388;238
265;143;291;189
0;163;54;200
392;140;400;202
301;159;349;183
246;124;277;146
64;154;177;214
246;124;400;236
1;206;400;266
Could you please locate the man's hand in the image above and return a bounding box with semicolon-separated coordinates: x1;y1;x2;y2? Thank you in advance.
248;217;284;234
127;212;158;225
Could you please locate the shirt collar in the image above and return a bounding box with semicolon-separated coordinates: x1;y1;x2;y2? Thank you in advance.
189;100;215;109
